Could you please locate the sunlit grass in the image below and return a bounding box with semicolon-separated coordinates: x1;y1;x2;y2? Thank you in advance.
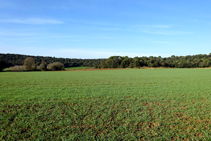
2;68;9;71
1;69;211;140
65;66;91;70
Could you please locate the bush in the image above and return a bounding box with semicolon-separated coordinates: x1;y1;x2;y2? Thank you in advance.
8;65;26;71
24;57;35;71
47;62;64;71
38;61;47;71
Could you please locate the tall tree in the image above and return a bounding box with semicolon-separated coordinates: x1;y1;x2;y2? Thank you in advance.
133;57;140;68
120;57;131;68
24;57;35;71
106;56;121;68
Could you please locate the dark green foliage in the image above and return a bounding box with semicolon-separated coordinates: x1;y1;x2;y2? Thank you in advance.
2;53;211;69
132;57;140;68
0;53;104;68
94;65;99;69
105;56;122;68
99;53;211;68
0;59;5;71
100;60;107;68
120;57;131;68
47;62;64;71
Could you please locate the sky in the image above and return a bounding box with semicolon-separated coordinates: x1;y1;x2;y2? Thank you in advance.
0;0;211;59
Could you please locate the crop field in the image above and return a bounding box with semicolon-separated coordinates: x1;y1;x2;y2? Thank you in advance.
1;69;211;140
65;67;91;70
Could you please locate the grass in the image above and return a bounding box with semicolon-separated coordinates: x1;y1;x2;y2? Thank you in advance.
1;69;211;140
65;66;91;70
2;68;9;71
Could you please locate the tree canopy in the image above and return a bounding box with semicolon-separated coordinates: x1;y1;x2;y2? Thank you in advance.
0;53;104;68
97;54;211;68
1;53;211;69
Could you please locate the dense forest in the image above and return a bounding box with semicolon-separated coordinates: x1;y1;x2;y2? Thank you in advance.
97;53;211;68
0;53;104;68
1;53;211;69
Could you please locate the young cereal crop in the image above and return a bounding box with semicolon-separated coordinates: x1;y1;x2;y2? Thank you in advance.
65;66;91;70
1;69;211;140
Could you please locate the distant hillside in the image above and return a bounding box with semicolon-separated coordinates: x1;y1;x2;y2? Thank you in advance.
0;53;104;68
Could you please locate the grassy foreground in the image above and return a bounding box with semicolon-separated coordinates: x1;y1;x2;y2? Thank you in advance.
1;69;211;140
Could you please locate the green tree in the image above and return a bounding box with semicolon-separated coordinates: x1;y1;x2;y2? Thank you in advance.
133;57;140;68
198;62;205;68
120;57;131;68
106;56;121;68
100;60;107;68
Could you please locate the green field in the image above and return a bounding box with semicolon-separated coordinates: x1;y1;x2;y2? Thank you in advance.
1;69;211;140
2;68;9;71
65;66;91;70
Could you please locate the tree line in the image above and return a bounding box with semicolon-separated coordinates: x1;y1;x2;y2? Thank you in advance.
96;53;211;69
0;53;104;68
1;53;211;71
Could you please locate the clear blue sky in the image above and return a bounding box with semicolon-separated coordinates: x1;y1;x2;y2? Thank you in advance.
0;0;211;59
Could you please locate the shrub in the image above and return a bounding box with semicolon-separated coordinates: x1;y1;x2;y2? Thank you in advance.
8;65;26;71
24;57;35;71
47;62;64;71
38;61;47;71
